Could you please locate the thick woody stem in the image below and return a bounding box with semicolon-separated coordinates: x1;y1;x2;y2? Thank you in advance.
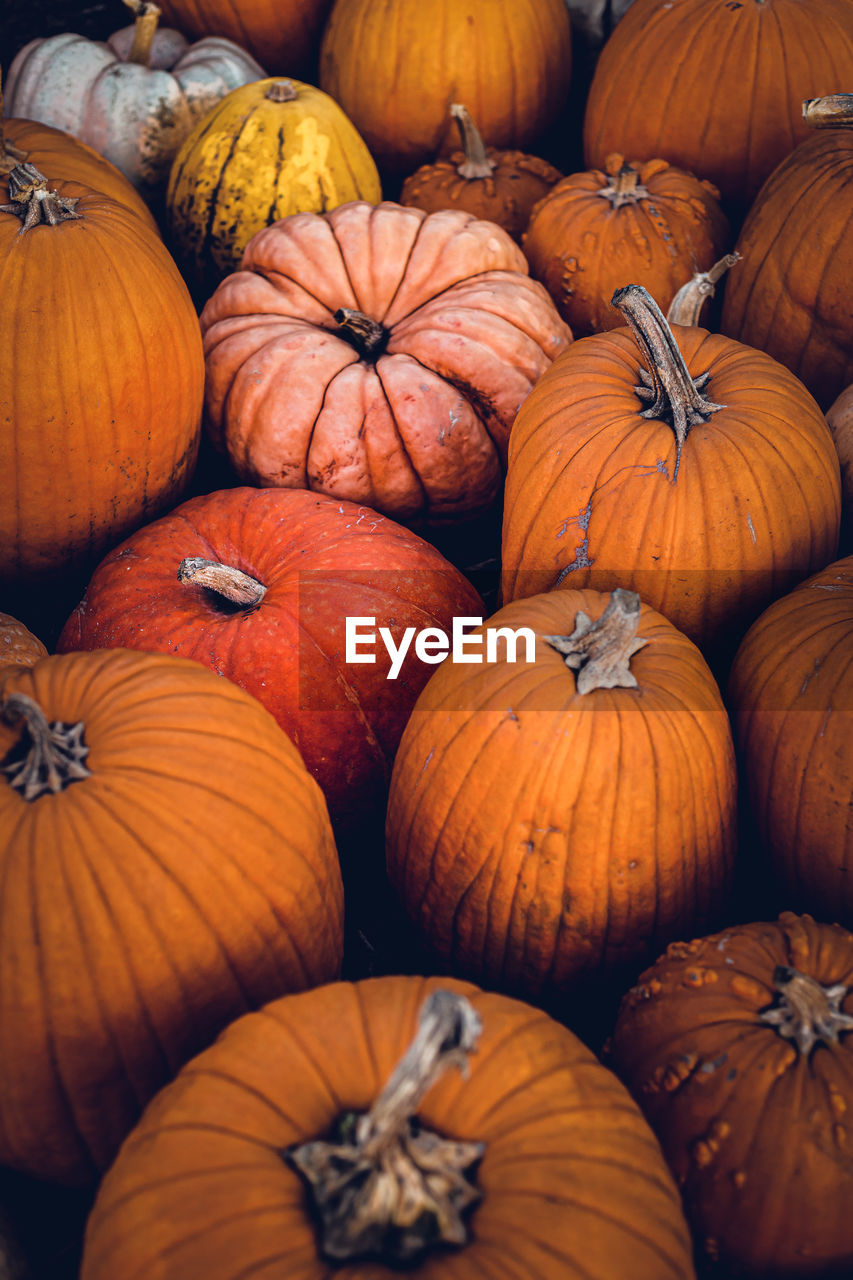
284;989;485;1265
598;159;651;208
802;94;853;129
266;80;299;103
666;253;741;327
177;558;267;609
0;162;82;233
544;588;649;694
450;104;496;180
611;284;726;481
1;692;91;802
335;308;389;360
761;966;853;1056
123;0;161;67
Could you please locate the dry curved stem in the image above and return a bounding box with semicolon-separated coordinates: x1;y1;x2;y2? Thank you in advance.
335;308;389;360
266;80;299;103
284;989;485;1266
0;161;82;234
1;692;91;802
598;161;650;208
802;94;853;129
177;558;267;609
761;965;853;1056
544;587;648;694
612;284;726;481
450;104;496;180
123;0;161;66
666;253;741;327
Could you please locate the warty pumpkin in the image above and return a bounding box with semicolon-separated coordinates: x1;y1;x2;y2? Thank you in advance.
500;284;841;658
0;647;343;1186
81;977;698;1279
610;912;853;1276
166;76;382;297
386;587;736;1002
200;200;572;524
155;0;333;74
0;614;48;674
0;163;204;586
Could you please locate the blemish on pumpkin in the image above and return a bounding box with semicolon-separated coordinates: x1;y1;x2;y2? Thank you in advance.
746;512;756;544
419;750;434;778
730;974;768;1005
831;1089;847;1118
554;500;593;581
732;1170;747;1189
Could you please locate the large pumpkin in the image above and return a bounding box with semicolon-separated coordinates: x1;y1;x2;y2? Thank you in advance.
57;486;483;834
319;0;573;174
610;913;853;1276
583;0;853;212
0;648;343;1186
0;164;203;585
200;201;572;523
501;285;841;658
81;977;697;1279
727;555;853;924
386;587;737;1002
155;0;333;74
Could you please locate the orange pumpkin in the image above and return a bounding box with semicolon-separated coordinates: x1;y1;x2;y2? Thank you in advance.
81;976;698;1279
155;0;332;74
610;913;853;1276
0;648;343;1185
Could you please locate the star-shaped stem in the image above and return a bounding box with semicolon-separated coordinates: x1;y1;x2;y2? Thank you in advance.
544;587;648;694
0;162;82;235
760;965;853;1056
1;692;91;802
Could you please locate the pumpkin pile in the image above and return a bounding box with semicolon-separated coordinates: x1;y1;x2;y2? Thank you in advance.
2;0;853;1276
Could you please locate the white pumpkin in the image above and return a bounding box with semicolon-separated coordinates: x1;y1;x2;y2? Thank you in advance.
5;0;265;194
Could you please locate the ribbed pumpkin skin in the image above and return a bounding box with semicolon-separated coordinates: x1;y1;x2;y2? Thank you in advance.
522;155;730;337
583;0;853;212
610;913;853;1276
0;613;48;671
720;128;853;412
0;184;203;585
56;486;484;833
81;975;697;1280
727;557;853;922
201;201;572;523
501;324;841;655
156;0;333;74
0;649;343;1186
386;590;736;998
319;0;572;173
166;77;382;294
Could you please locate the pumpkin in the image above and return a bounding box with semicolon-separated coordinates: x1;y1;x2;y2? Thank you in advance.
720;94;853;412
155;0;333;74
610;912;853;1276
56;486;484;835
166;76;382;297
827;383;853;550
0;647;343;1186
665;252;741;330
522;152;730;338
727;555;853;924
500;285;841;658
4;0;264;194
583;0;853;214
319;0;573;174
400;103;562;242
81;977;697;1279
200;201;572;524
385;587;736;1002
0;614;48;674
0;163;203;585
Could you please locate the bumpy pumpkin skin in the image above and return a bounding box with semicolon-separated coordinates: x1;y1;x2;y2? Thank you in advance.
0;613;48;673
727;556;853;923
166;77;382;295
0;649;343;1186
522;154;730;337
501;321;841;656
57;486;484;834
827;386;853;549
200;201;572;524
81;975;698;1280
0;180;203;586
583;0;853;212
155;0;333;74
386;589;736;1000
319;0;572;174
611;913;853;1276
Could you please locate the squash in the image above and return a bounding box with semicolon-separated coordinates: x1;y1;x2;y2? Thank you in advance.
155;0;333;74
0;614;48;675
0;648;343;1185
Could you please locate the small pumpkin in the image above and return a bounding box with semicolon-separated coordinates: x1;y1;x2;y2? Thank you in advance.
0;647;343;1186
827;383;853;550
81;978;698;1279
0;614;48;675
5;0;265;194
400;103;563;242
522;152;730;338
166;76;382;296
610;913;853;1276
154;0;333;74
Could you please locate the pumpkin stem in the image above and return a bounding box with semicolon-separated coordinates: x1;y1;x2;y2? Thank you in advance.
266;80;299;103
611;284;726;481
177;558;267;610
0;162;82;233
760;965;853;1056
284;988;485;1265
450;104;496;180
335;308;389;360
122;0;161;67
1;692;91;801
666;253;741;327
598;155;651;208
543;588;648;694
802;94;853;129
0;70;29;176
